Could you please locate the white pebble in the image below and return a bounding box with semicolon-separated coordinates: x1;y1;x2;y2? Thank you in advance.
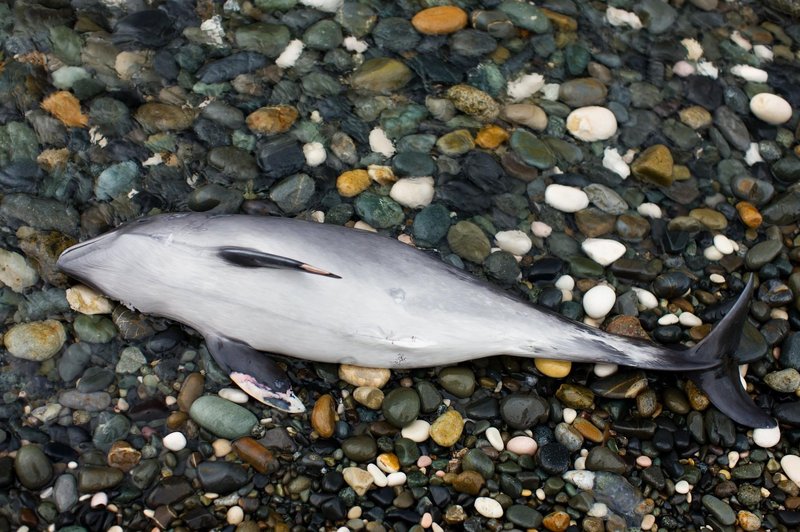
541;83;561;100
275;39;304;69
703;245;723;261
566;106;618;142
219;388;249;403
641;514;656;530
750;93;793;125
563;408;577;424
754;425;781;448
679;312;702;327
658;313;679;326
506;436;537;455
300;0;343;13
369;127;395;157
367;463;388;487
593;362;618;377
709;273;726;284
745;142;764;166
90;492;108;508
754;44;773;62
65;284;113;315
588;502;608;518
675;480;691;494
672;61;696;77
474;497;503;519
605;6;642;29
495;230;532;256
506;73;545;101
401;419;431;442
771;308;789;320
348;506;362;519
485;427;504;451
354;221;378;232
632;287;658;310
582;284;616;319
226;506;244;526
531;220;552;238
730;64;768;82
386;472;407;487
782;455;800;487
303;142;326;167
581;238;626;266
545;184;589;213
637;202;662;219
696;60;719;78
728;451;740;469
574;456;586;470
681;38;704;61
563;470;595;490
730;31;752;51
390;177;434;208
163;432;187;452
713;235;734;255
343;36;368;53
602;147;630;179
555;275;575;291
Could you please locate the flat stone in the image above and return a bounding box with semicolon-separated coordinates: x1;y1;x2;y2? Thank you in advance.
189;396;258;439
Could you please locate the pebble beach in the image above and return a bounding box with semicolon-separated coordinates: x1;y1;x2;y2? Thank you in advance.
3;0;800;531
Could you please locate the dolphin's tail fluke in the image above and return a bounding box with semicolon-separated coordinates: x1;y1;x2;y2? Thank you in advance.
685;276;777;429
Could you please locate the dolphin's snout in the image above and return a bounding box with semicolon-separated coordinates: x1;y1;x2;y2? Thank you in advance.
57;231;115;275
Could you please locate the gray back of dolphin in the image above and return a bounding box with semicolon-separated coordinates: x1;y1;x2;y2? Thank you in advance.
57;212;776;431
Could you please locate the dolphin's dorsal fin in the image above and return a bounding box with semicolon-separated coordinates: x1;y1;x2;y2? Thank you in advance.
218;246;341;278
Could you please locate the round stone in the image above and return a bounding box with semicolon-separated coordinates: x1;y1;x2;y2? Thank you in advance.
14;445;53;490
438;367;476;398
429;410;464;447
750;93;792;125
566;106;618;142
506;436;538;455
535;359;572;378
545;184;589;213
411;6;468;35
162;432;187;452
382;388;420;427
4;320;67;361
583;285;616;319
447;221;491;263
339;365;391;388
495;230;532;255
474;497;503;519
400;419;431;443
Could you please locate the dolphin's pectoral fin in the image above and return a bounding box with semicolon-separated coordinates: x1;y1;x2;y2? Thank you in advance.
218;247;341;279
205;333;306;413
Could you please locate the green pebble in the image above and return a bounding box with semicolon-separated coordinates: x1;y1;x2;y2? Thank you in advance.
437;367;476;398
189;396;258;439
382;388;420;427
73;315;117;344
462;448;495;479
354;192;405;229
341;435;378;462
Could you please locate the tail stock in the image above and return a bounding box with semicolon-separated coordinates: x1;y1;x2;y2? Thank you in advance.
685;276;776;429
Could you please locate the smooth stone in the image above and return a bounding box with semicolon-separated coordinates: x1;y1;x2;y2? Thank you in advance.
350;58;413;93
438;367;475;398
4;320;66;361
545;184;589;213
714;106;751;151
631;144;674;186
446;84;500;121
556;383;595;409
559;78;607;107
342;435;378;462
390;177;434;209
462;448;495;479
702;495;737;526
401;419;431;443
189;396;258;439
566;106;618;142
750;93;792;125
78;466;124;492
429;410;464;447
474;497;503;518
135;103;194;132
353;386;384;409
246;105;298;135
535;358;572;378
339;365;390;388
500;393;548;429
765;369;800;393
15;445;53;490
585;446;627;474
411;6;468;35
745;239;782;269
501;104;548;131
447;221;491;263
343;467;374;496
354;192;404;229
510;129;556;170
235;23;290;57
382;388;420;428
197;461;251;494
583;285;616;318
311;394;336;438
581;238;625;266
0;248;38;291
506;436;538;455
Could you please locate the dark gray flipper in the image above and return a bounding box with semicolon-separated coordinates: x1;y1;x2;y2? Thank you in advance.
205;333;305;413
685;277;777;429
218;247;341;278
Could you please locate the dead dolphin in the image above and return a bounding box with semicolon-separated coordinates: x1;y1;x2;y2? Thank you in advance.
57;212;776;432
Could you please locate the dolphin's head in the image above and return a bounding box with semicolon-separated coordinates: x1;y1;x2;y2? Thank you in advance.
56;213;204;308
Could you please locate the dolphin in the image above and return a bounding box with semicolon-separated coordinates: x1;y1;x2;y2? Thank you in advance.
56;212;777;433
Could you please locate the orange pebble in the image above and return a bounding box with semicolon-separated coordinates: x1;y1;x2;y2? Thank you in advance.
736;201;763;229
475;124;509;149
411;6;468;35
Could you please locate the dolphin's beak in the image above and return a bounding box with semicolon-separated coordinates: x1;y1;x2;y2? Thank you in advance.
57;232;115;275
